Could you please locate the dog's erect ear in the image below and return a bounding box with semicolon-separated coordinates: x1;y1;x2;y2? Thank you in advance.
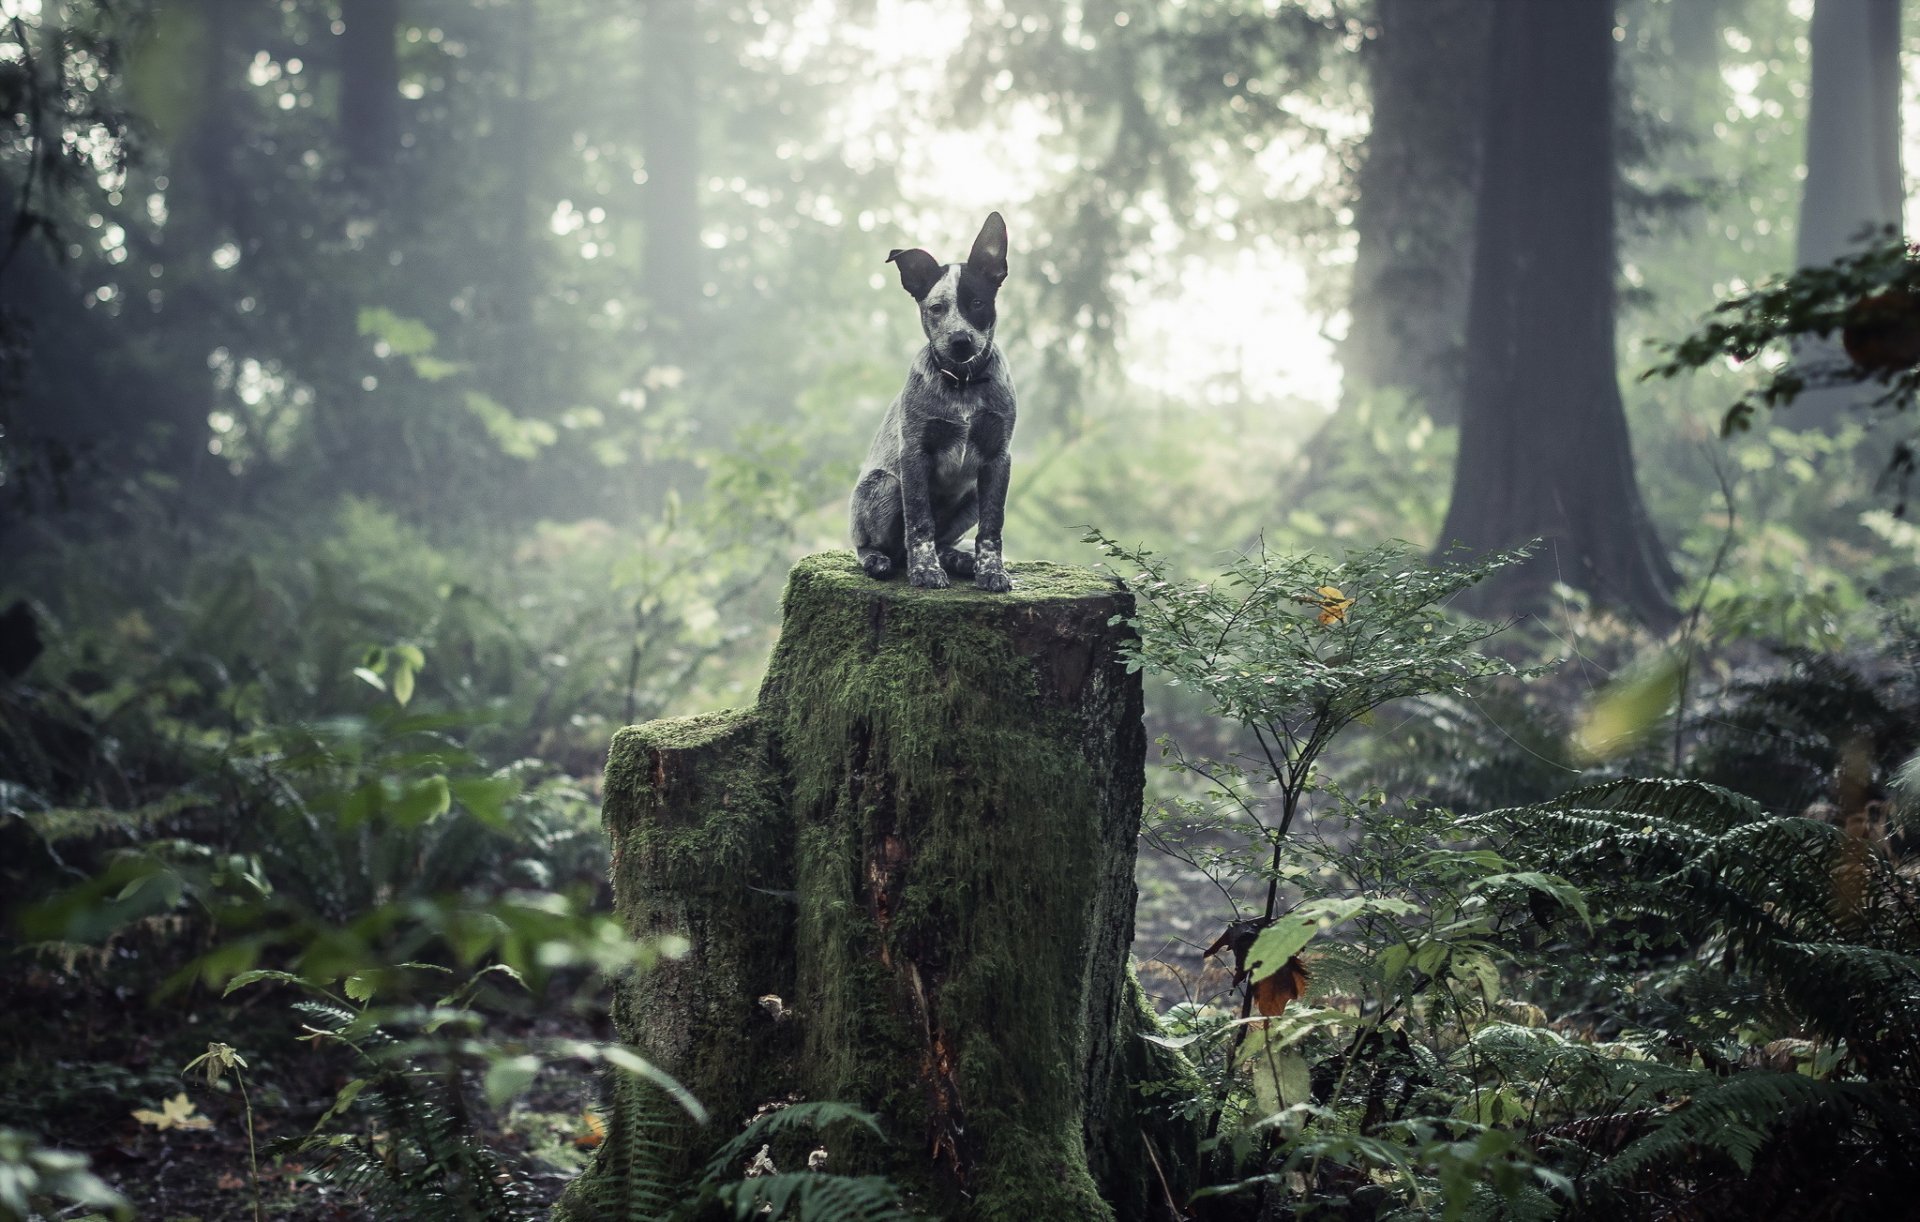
886;248;944;300
967;212;1008;287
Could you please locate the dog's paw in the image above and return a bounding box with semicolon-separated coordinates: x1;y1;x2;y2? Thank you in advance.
861;553;894;580
974;567;1012;594
909;564;951;589
938;547;977;580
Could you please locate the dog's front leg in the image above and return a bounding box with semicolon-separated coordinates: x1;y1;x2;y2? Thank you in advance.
973;451;1012;592
899;438;949;589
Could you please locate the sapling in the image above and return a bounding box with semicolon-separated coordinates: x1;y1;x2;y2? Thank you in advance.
1089;530;1530;934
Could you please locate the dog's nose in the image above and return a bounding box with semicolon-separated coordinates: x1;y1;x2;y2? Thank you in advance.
949;335;976;358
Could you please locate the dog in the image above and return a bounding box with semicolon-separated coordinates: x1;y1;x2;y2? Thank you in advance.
849;212;1015;592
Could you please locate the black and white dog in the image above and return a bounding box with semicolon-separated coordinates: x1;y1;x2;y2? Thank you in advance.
849;212;1015;592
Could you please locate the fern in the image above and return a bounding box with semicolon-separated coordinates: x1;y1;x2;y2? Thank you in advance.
563;1071;688;1222
677;1102;906;1222
711;1174;912;1222
274;1001;531;1220
698;1102;885;1183
1469;775;1920;1210
1479;778;1920;1079
1690;647;1917;818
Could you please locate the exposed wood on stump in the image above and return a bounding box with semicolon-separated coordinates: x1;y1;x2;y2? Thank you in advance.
557;553;1194;1221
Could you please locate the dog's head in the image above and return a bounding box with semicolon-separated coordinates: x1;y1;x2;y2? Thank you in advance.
886;212;1008;376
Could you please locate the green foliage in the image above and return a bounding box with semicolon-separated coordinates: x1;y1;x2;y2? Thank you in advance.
1643;231;1919;445
1091;529;1532;921
1687;607;1920;818
0;1128;131;1222
693;1103;909;1222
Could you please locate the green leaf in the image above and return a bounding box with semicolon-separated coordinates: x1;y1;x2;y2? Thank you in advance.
1376;942;1412;984
391;663;415;707
343;972;376;1004
223;969;315;997
1245;917;1316;984
1472;870;1593;929
357;307;438;357
1140;1030;1203;1050
314;1078;368;1130
1241;1031;1311;1118
1451;951;1502;1006
410;355;468;381
450;776;521;829
601;1046;708;1124
1295;895;1421;924
353;666;387;693
389;776;451;827
484;1054;541;1107
1571;652;1683;762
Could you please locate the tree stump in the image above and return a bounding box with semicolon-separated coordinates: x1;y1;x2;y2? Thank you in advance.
557;552;1194;1221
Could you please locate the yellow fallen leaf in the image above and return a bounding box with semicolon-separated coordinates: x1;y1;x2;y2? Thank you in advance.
574;1109;606;1148
132;1092;213;1131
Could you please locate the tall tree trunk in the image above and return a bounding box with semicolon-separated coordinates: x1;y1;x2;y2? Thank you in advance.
338;0;400;181
639;0;703;331
1436;0;1678;625
1341;0;1491;426
495;0;539;417
1793;0;1903;430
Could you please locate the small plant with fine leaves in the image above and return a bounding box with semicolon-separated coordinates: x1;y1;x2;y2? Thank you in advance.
1089;531;1588;1214
1086;528;1533;935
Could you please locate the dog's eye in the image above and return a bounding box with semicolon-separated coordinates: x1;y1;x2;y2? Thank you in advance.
971;299;985;310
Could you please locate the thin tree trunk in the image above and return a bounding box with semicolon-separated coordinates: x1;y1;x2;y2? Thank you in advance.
1436;0;1678;625
639;0;703;330
338;0;400;180
1342;0;1491;426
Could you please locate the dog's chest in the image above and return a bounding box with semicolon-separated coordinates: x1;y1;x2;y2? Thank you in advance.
930;402;981;483
922;392;1007;491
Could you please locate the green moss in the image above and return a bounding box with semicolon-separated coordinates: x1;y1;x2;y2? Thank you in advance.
1087;968;1207;1220
574;552;1152;1221
759;554;1133;1220
784;549;1124;606
597;706;797;1202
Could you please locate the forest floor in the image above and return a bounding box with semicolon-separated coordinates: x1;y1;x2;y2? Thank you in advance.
4;955;610;1221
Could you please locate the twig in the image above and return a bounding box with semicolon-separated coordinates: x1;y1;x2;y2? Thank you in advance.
1673;451;1738;773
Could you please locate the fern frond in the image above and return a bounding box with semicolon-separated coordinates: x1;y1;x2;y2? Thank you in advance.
565;1071;688;1222
712;1173;911;1221
1594;1071;1886;1183
700;1102;885;1182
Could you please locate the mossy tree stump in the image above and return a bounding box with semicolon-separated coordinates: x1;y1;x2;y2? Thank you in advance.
561;553;1191;1221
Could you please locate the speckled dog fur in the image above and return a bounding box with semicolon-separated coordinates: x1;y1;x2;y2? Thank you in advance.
849;212;1016;592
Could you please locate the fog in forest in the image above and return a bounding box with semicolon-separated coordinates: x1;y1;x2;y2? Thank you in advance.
8;1;1920;1219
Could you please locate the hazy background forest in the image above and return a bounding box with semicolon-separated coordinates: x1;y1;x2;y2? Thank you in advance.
7;0;1920;1218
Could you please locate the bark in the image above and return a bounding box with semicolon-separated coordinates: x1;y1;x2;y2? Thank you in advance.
1792;0;1903;429
638;0;703;329
338;0;400;179
1341;0;1491;426
494;0;539;417
1436;0;1678;626
1798;0;1902;270
556;554;1197;1222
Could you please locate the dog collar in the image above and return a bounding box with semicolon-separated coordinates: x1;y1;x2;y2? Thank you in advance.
936;345;992;386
